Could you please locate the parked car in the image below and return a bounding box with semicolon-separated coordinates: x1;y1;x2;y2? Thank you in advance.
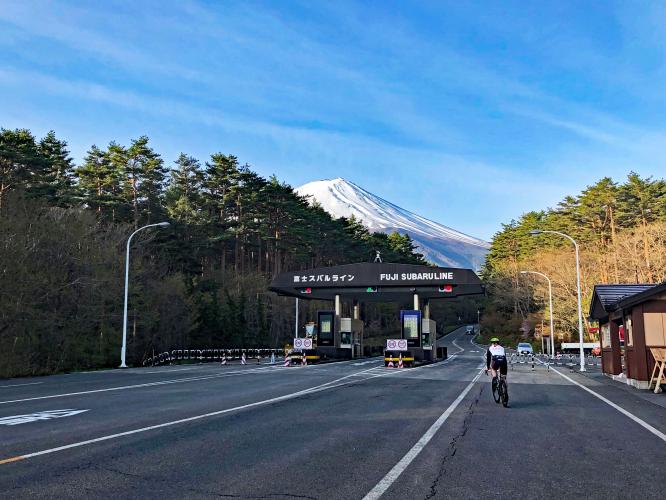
516;342;533;355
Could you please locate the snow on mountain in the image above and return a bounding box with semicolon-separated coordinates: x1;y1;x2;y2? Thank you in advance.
295;178;490;270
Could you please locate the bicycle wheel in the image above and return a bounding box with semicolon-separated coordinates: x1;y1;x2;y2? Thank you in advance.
492;377;500;403
500;380;509;407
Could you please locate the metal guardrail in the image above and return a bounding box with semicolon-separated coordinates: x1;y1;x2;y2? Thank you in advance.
143;348;284;366
509;353;602;371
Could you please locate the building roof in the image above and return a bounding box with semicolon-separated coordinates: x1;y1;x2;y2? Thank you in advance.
617;281;666;309
589;283;658;320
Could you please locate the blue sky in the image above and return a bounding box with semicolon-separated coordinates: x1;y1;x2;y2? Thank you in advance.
1;1;665;240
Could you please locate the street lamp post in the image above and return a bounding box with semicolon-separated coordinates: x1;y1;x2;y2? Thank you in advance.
477;309;481;336
120;222;170;368
520;270;555;359
295;298;299;339
528;230;586;371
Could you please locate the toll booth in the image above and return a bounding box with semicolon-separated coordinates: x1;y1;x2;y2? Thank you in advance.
395;309;437;363
269;262;484;364
317;310;364;359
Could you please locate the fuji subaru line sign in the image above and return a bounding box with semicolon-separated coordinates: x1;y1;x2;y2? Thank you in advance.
269;262;484;301
379;271;453;282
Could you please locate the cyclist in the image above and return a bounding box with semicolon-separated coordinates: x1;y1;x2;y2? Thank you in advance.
485;337;507;389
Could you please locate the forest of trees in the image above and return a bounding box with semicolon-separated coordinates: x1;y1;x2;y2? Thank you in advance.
0;128;427;377
5;126;662;375
481;174;666;346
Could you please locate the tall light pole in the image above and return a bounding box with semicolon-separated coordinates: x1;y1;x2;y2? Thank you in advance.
120;222;170;368
477;309;480;335
528;230;586;371
520;270;555;358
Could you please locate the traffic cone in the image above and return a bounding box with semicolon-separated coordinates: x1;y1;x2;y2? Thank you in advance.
398;354;403;369
302;351;307;366
270;352;276;365
241;352;247;365
284;354;290;367
221;353;227;366
388;355;394;368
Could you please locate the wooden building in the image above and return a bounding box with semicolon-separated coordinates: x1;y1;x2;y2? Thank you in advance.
589;282;666;390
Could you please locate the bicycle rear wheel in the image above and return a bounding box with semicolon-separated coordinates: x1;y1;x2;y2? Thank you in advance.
492;377;500;403
500;380;509;407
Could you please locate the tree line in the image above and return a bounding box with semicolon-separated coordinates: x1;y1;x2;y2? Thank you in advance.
481;174;666;346
0;127;426;377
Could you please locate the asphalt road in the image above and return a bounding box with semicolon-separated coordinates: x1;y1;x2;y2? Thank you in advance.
1;327;665;499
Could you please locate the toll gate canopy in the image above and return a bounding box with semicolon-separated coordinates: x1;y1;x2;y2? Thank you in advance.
269;262;484;302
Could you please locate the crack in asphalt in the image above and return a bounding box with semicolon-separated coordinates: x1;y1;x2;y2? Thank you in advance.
424;384;483;500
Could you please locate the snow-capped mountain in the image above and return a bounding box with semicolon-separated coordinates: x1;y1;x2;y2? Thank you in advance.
295;178;489;270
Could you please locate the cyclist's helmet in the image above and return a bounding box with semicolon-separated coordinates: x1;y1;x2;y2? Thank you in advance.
490;337;500;343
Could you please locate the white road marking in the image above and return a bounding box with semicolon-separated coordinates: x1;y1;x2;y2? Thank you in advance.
549;367;666;443
451;339;465;354
363;369;484;500
143;367;203;374
0;366;390;463
0;382;43;389
0;366;283;405
0;409;89;426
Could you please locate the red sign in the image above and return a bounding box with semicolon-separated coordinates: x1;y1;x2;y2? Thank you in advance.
588;327;599;333
618;325;625;342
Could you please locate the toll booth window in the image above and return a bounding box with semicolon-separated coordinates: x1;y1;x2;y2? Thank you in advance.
341;332;351;345
403;315;419;339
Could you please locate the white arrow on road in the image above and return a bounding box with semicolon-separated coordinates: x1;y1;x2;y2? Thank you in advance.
0;409;89;426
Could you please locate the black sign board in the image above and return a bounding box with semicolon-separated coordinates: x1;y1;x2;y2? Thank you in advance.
401;310;422;348
269;263;484;302
317;311;335;346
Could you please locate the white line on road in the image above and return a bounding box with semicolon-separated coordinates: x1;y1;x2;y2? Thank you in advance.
549;367;666;444
0;382;43;389
0;366;281;405
0;366;385;464
362;368;484;500
142;367;204;374
451;339;465;354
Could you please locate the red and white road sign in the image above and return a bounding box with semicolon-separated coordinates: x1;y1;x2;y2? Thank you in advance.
386;339;407;351
293;338;313;350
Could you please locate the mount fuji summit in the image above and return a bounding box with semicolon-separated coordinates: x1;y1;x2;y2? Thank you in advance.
295;178;489;270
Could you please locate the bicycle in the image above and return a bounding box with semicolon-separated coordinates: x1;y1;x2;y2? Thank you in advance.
488;370;509;407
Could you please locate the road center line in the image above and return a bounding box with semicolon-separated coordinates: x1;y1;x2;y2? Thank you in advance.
363;369;484;500
0;366;384;465
549;366;666;443
451;339;465;354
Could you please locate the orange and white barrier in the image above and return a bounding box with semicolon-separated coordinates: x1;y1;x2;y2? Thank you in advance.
241;352;247;365
284;355;290;367
221;353;227;366
398;354;403;369
302;352;307;366
387;355;394;368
